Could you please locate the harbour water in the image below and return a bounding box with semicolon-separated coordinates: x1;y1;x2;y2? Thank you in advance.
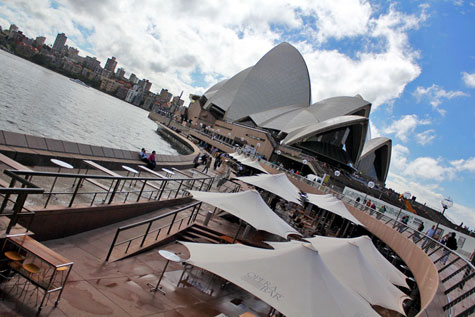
0;50;177;155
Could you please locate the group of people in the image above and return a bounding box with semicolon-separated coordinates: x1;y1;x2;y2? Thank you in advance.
139;148;156;170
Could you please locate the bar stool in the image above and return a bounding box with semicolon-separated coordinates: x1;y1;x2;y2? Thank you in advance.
20;262;40;306
4;251;25;262
56;266;68;285
0;251;25;290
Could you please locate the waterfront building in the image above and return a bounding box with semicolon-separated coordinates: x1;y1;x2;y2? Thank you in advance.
129;73;139;84
100;77;120;93
186;42;390;184
84;56;101;70
138;78;152;92
7;24;18;39
105;56;118;72
115;85;130;100
52;32;67;51
34;36;46;47
172;95;184;107
125;84;142;103
115;67;126;79
160;88;173;103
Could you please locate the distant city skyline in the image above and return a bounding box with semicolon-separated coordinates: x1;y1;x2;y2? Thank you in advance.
1;1;475;229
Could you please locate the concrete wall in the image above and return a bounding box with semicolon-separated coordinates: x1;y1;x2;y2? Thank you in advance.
0;128;200;170
18;197;193;241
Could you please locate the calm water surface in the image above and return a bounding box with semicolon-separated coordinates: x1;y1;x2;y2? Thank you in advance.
0;50;177;155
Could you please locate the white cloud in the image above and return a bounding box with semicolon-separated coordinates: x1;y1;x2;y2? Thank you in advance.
415;129;436;145
451;157;475;172
413;84;469;115
0;0;427;107
462;72;475;88
368;120;381;139
389;144;456;181
382;114;431;142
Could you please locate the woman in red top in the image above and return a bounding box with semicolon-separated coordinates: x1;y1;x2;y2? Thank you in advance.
147;151;156;169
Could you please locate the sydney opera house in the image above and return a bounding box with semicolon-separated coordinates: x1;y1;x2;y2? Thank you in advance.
186;42;391;184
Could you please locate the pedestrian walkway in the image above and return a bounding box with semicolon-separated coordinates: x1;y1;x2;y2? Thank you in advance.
0;201;268;316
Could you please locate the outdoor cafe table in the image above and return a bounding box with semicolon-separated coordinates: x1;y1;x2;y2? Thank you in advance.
3;235;73;313
162;168;175;178
121;165;139;189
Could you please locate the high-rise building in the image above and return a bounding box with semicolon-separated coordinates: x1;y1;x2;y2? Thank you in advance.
34;36;46;47
160;89;173;103
9;24;18;33
105;56;118;73
7;24;18;40
116;67;126;79
52;33;67;51
85;56;101;70
129;73;138;84
172;96;184;106
138;79;152;92
67;47;79;57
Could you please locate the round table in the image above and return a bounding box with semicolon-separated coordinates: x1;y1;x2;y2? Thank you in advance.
161;168;175;178
121;165;139;189
148;250;183;294
50;159;73;170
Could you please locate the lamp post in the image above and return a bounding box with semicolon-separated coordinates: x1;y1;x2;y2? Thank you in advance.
300;159;308;174
394;191;411;226
363;181;375;202
435;197;453;232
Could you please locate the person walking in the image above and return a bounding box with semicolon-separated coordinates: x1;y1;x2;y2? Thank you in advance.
441;232;458;265
422;225;436;252
413;222;424;242
193;154;201;168
202;157;212;173
213;154;221;170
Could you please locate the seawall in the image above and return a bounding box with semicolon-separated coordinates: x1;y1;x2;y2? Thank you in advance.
0;127;200;170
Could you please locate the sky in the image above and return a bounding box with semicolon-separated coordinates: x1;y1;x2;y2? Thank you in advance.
1;0;475;229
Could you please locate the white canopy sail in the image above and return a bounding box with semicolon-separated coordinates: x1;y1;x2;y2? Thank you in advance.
239;157;269;174
236;173;302;205
182;241;379;317
269;236;408;289
188;190;300;239
306;193;364;226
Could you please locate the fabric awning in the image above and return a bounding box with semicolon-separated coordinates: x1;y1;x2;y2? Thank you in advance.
182;241;379;317
306;193;364;226
188;190;300;239
236;173;302;205
239;157;269;174
268;237;408;314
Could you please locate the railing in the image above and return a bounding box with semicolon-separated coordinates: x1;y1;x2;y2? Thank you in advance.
105;202;203;261
257;160;474;316
328;189;475;317
0;170;44;234
2;169;214;210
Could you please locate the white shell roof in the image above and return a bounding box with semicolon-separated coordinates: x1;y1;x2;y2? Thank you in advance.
204;42;311;121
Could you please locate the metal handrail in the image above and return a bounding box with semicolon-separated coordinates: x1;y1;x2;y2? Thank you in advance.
0;176;44;234
3;169;214;209
329;189;475;316
256;159;474;316
105;201;203;261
